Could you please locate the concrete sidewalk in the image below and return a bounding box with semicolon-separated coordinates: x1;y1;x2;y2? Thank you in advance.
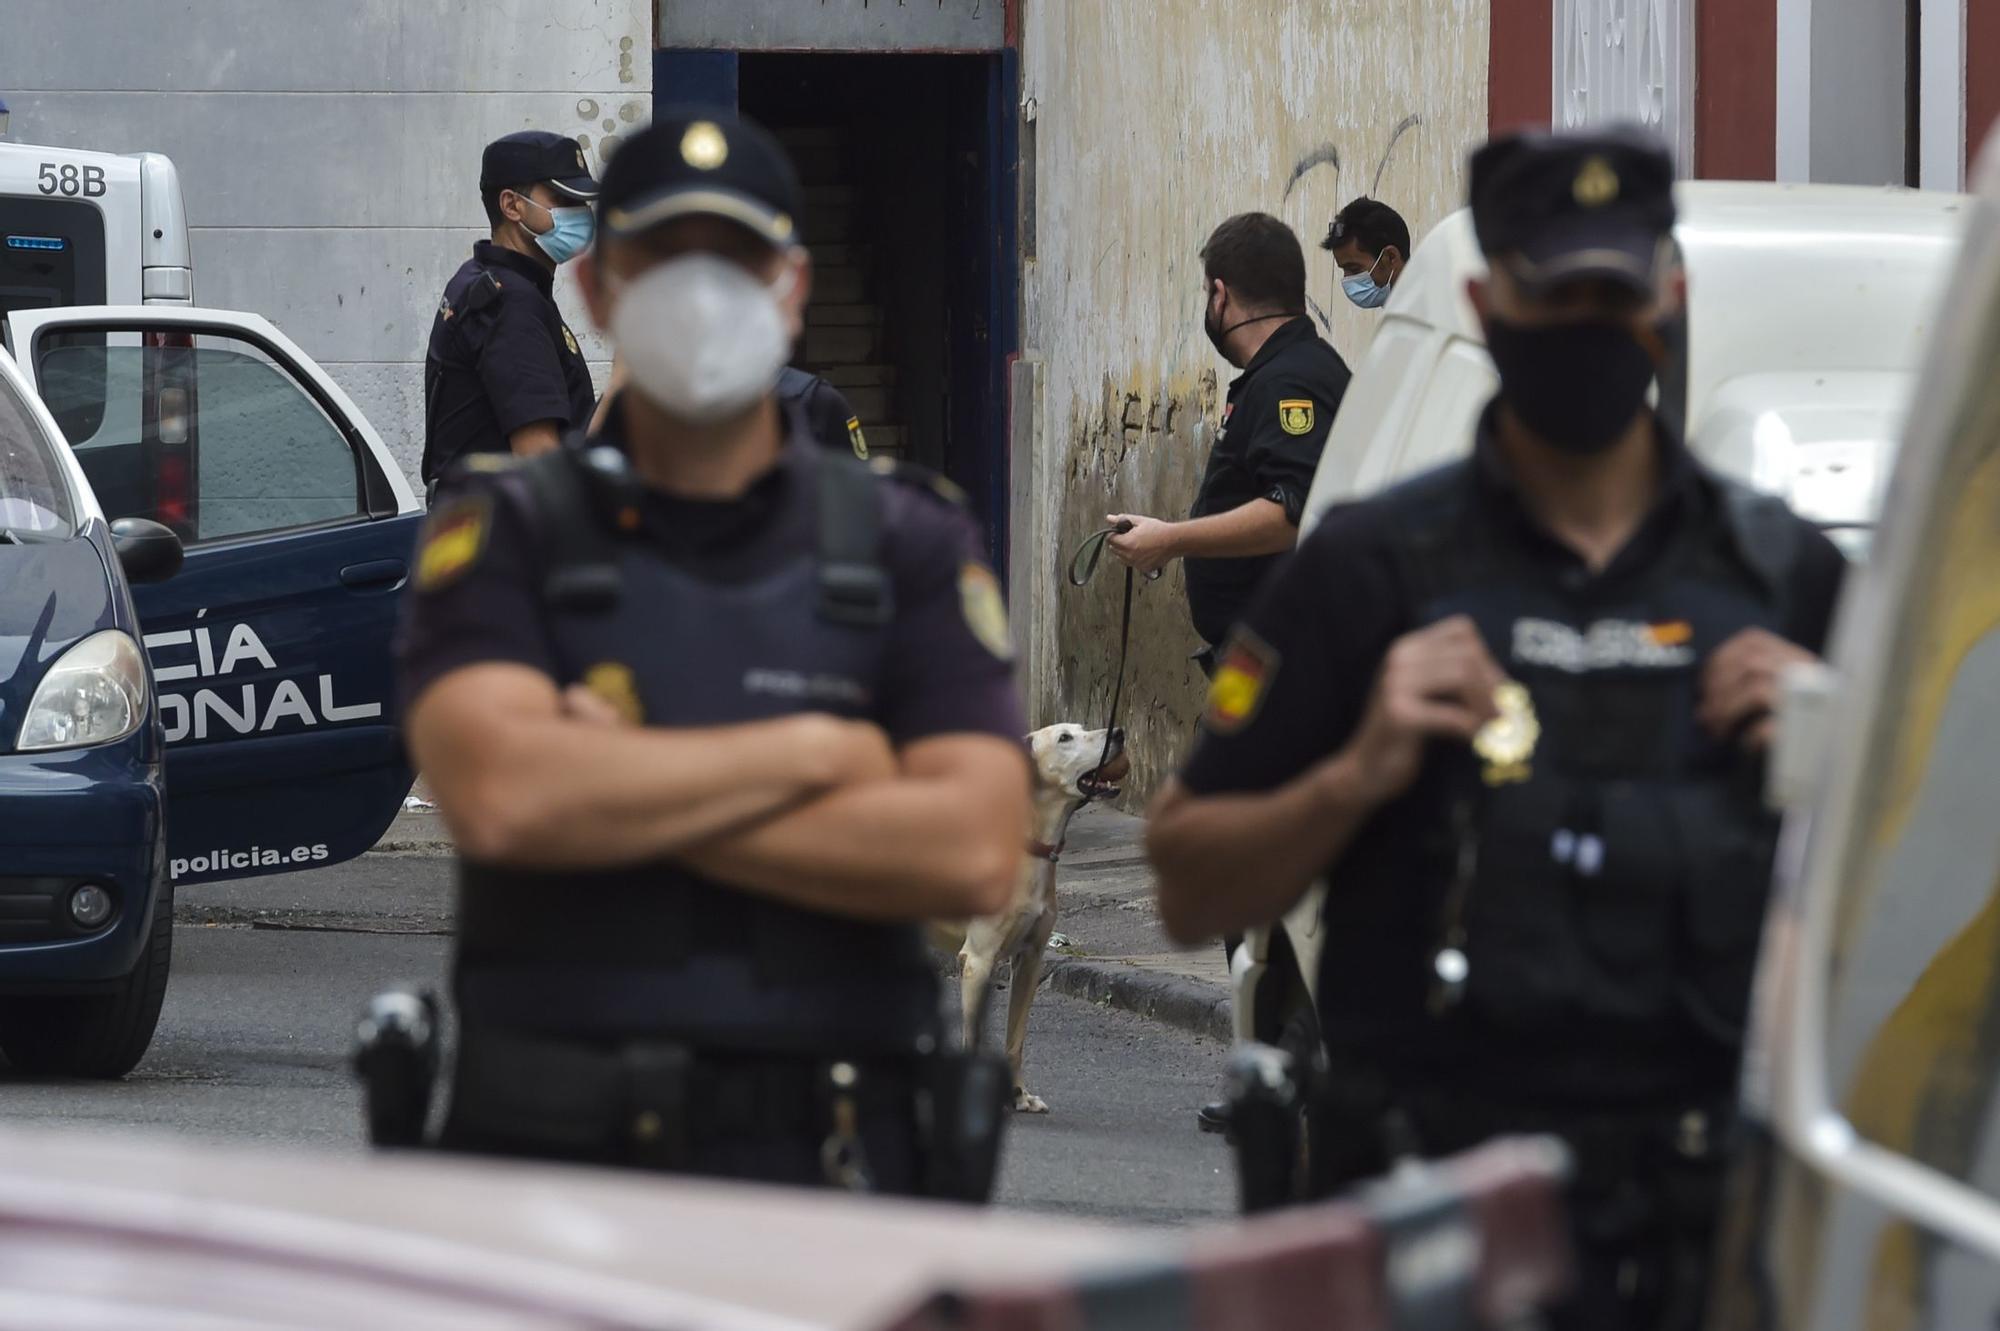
370;792;1233;1042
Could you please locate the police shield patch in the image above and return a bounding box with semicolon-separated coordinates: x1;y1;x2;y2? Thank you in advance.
1204;629;1279;734
562;324;580;356
414;494;490;593
846;415;869;460
1278;399;1315;436
958;563;1013;660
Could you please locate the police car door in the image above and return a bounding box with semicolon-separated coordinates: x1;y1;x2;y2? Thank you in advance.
5;306;420;885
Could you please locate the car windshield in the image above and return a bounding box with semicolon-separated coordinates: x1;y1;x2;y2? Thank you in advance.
0;369;74;539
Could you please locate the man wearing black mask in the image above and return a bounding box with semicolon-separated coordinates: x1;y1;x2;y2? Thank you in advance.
1147;129;1847;1328
1102;212;1350;1136
1104;213;1350;660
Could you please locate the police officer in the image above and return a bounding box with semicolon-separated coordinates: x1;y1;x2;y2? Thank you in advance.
1103;212;1351;662
422;131;601;490
394;111;1030;1194
1147;129;1847;1328
1102;212;1351;1133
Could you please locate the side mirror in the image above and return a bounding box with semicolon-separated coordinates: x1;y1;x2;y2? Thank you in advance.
1766;661;1838;810
110;517;184;584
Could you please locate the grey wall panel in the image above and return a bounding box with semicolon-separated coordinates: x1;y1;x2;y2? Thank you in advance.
0;0;648;93
657;0;1003;51
4;92;645;228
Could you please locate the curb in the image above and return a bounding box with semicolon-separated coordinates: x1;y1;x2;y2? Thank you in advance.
1042;956;1232;1044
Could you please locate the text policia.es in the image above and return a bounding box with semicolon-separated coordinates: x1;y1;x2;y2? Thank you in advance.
142;622;381;743
172;844;330;882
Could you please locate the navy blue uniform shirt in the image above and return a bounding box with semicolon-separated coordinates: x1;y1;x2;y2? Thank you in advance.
1184;316;1352;646
395;408;1025;747
422;241;597;484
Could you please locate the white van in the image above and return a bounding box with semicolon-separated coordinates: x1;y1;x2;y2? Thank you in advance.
0;142;193;315
1233;181;1968;1051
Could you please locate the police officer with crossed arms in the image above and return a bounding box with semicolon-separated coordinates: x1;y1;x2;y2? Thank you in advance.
393;111;1029;1194
1147;129;1847;1327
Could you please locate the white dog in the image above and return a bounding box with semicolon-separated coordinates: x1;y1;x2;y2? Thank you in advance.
937;723;1128;1114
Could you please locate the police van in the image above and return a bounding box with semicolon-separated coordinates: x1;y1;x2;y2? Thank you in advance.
0;141;194;312
0;144;420;1077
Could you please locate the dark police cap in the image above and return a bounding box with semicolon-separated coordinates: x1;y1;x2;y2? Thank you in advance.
481;131;599;201
596;110;802;247
1470;127;1676;295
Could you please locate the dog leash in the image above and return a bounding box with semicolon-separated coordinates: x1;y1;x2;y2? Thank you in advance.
1066;522;1156;788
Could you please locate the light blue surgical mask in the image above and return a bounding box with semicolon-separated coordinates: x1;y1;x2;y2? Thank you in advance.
521;195;595;265
1341;253;1392;309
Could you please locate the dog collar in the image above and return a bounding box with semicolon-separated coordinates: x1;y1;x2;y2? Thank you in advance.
1026;838;1063;863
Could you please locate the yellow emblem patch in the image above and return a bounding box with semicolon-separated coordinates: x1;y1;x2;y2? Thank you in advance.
414;494;490;593
958;563;1012;660
846;415;869;460
562;324;580;356
1204;629;1278;735
583;661;645;725
1278;399;1315;436
681;121;728;171
1574;156;1620;208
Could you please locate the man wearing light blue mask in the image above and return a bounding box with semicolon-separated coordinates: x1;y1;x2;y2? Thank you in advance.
1322;196;1412;311
422;131;602;489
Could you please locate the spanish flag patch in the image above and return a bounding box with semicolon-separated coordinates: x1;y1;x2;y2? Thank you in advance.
1204;628;1279;735
414;493;490;593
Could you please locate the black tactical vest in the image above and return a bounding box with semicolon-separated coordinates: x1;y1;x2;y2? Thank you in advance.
1317;461;1800;1102
453;441;939;1055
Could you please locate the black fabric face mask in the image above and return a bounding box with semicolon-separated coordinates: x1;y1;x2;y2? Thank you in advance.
1484;318;1659;455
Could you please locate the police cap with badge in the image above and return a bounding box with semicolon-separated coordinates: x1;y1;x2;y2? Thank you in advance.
597;109;800;247
1469;126;1676;295
481;130;601;201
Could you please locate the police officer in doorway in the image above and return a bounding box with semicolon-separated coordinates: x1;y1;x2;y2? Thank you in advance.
422;131;601;490
394;111;1030;1194
1147;129;1846;1328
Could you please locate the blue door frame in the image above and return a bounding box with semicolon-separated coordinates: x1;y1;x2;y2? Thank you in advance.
652;46;1020;576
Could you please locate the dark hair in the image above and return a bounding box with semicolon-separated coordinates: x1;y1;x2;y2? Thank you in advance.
482;181;537;230
1199;213;1306;310
1322;197;1412;261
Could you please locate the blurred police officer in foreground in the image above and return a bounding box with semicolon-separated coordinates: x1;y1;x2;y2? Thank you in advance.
1147;128;1846;1328
422;132;601;490
393;111;1029;1194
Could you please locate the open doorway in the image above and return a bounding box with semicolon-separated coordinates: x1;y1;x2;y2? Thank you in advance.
736;52;1016;565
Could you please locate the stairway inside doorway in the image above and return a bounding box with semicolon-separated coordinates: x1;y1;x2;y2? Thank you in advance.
776;126;906;462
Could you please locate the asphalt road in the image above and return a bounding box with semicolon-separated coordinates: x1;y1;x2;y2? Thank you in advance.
0;855;1234;1226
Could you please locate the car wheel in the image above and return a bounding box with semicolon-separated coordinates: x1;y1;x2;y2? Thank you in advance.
0;884;173;1079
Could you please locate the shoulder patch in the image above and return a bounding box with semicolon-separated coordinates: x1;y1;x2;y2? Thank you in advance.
846;415;869;460
415;492;492;593
1278;399;1316;436
1203;627;1279;735
561;324;580;356
958;563;1013;661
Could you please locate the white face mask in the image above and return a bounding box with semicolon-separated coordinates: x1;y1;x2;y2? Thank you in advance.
608;253;795;425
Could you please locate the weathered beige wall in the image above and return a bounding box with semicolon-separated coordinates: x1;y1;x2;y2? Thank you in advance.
1014;0;1489;802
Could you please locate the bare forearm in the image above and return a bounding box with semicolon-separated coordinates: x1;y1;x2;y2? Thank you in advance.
508;420;562;458
1148;753;1379;944
1169;499;1297;559
682;764;1026;921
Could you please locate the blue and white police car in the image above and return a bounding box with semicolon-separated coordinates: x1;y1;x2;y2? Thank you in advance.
0;297;421;1076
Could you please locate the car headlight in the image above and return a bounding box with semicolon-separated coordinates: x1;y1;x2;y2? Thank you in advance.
16;630;149;753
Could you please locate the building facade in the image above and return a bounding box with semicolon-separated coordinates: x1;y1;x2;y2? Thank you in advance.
0;0;652;483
